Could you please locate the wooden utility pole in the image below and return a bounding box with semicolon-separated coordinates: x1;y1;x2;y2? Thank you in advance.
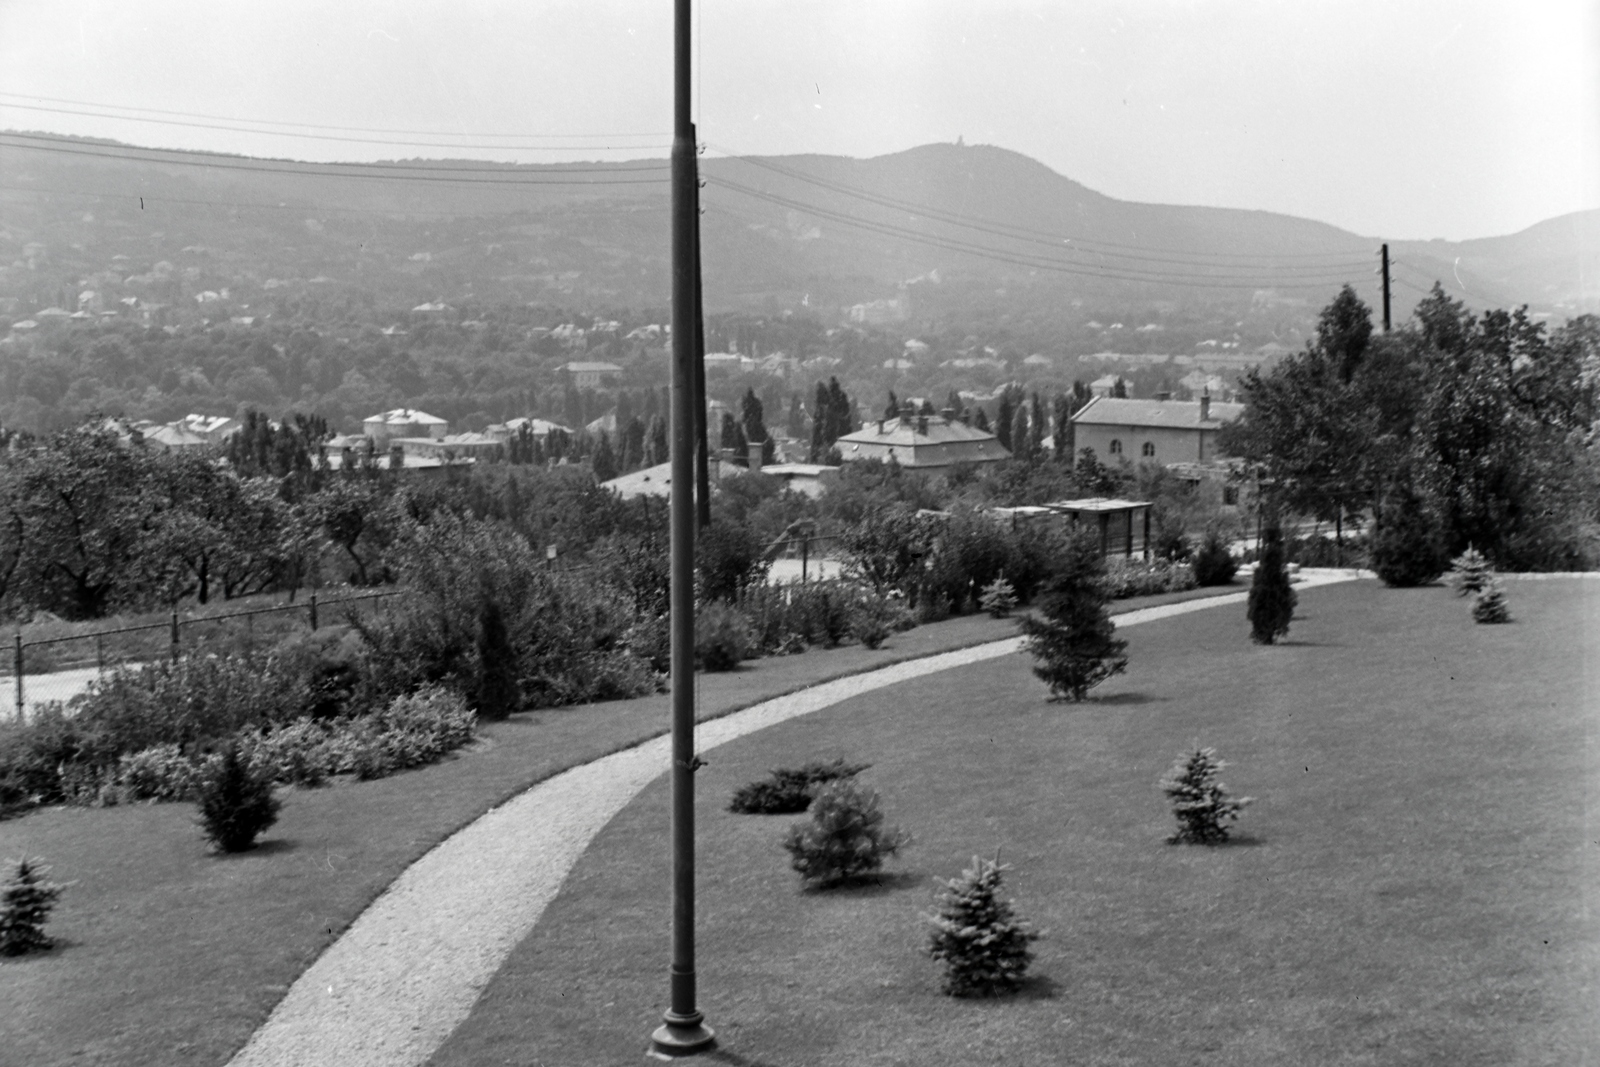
651;0;715;1055
1380;243;1392;332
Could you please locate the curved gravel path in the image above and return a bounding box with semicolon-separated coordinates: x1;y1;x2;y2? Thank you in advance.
227;571;1365;1067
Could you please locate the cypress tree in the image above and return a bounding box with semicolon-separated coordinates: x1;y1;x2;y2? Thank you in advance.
1247;525;1297;644
475;599;521;720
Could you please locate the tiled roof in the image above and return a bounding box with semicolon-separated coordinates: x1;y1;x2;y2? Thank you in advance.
836;415;998;448
365;408;447;425
1070;396;1244;429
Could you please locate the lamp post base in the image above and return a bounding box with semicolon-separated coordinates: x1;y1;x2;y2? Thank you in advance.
648;1010;715;1057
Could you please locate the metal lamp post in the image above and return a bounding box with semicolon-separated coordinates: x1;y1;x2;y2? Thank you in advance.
649;0;715;1055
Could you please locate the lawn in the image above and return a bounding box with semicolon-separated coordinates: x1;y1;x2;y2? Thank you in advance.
430;578;1599;1066
3;588;1243;1067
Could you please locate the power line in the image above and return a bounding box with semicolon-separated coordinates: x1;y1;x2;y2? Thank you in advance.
0;100;670;153
705;144;1375;268
0;182;558;218
0;133;670;185
705;177;1363;289
0;91;666;140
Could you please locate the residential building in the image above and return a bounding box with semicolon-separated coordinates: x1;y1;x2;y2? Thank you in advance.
834;414;1007;471
362;408;448;444
1069;392;1243;467
173;413;241;444
562;361;622;388
485;417;572;444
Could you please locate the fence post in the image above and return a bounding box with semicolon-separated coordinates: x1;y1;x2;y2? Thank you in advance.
309;589;319;631
170;609;181;663
13;633;22;722
801;536;809;583
96;632;104;673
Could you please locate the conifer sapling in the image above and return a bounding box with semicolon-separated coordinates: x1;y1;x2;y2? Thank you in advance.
1472;578;1512;624
924;853;1040;997
1018;529;1128;701
196;743;282;853
1160;747;1253;845
782;778;910;888
979;577;1018;618
1448;546;1494;597
1;858;65;956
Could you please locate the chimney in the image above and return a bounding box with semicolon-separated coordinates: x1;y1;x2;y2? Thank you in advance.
939;407;956;422
916;415;928;435
1200;389;1211;421
747;439;764;473
876;419;885;434
1156;391;1172;402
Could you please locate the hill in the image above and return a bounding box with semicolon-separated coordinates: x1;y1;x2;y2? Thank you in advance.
1;132;1593;326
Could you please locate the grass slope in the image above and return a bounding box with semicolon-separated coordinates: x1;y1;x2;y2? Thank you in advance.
430;579;1599;1066
8;591;1171;1067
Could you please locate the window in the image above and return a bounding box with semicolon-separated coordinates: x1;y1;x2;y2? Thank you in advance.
1109;439;1122;455
1223;486;1239;505
1141;442;1155;457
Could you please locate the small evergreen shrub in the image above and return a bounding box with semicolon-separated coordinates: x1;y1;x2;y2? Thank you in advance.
0;858;65;957
1019;530;1129;701
1160;747;1253;845
696;602;756;671
847;593;906;649
1370;479;1448;587
782;779;910;888
729;758;870;814
1247;527;1297;644
195;743;282;853
924;854;1040;997
1449;547;1494;597
979;577;1018;618
1191;529;1239;587
1472;580;1512;624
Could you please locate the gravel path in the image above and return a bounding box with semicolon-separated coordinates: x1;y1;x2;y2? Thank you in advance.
227;570;1365;1067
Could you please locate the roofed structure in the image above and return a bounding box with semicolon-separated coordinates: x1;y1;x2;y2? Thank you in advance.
1070;393;1243;467
835;414;1007;470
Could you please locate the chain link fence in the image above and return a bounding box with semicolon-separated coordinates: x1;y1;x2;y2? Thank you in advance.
4;590;405;722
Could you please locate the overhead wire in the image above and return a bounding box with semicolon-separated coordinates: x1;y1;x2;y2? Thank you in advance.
704;175;1364;289
0;133;669;184
0;182;558;218
0;100;669;153
0;91;666;140
704;143;1375;268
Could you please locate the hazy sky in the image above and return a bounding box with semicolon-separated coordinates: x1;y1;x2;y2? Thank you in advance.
0;0;1594;241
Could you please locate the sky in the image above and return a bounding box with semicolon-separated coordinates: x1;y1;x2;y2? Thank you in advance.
0;0;1594;242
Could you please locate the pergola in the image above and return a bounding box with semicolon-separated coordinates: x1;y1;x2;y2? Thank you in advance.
988;498;1154;559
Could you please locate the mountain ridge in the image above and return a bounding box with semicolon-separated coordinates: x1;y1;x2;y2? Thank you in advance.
0;131;1593;321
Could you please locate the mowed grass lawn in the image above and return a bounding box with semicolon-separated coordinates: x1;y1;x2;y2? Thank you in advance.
432;578;1599;1067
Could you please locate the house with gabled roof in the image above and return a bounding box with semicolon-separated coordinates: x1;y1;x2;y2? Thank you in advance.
363;408;448;444
834;414;1007;471
1069;392;1244;468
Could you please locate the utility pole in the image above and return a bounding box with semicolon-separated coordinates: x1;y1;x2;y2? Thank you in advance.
651;0;715;1056
1380;243;1392;332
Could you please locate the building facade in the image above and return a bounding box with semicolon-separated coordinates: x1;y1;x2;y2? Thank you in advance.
1069;393;1244;467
